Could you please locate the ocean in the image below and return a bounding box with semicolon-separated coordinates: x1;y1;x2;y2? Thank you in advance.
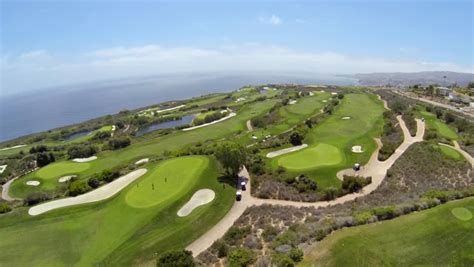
0;73;357;142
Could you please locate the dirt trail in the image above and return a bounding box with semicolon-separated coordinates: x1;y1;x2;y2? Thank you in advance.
186;115;426;256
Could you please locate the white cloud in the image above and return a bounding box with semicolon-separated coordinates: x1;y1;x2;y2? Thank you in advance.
1;44;472;94
259;15;282;25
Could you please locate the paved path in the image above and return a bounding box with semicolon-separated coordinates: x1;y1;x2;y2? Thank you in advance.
439;141;474;168
1;176;21;201
28;169;147;216
186;115;426;256
246;120;253;132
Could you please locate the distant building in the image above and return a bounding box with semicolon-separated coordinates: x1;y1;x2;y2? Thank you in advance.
436;86;452;96
448;92;471;104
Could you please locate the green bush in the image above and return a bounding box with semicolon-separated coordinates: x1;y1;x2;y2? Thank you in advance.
156;250;195;267
272;253;295;267
353;211;373;225
262;226;279;242
228;248;256;267
342;176;371;193
68;180;92;196
288;248;304;262
0;202;12;214
371;206;396;220
224;226;251;245
211;240;228;258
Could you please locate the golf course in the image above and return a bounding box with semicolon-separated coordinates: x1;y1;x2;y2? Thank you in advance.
301;197;474;267
0;156;234;266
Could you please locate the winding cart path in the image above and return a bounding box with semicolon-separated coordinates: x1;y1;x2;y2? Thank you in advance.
186;114;426;256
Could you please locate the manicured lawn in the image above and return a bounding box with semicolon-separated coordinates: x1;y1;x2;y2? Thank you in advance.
270;93;385;189
37;161;90;180
0;156;235;266
300;197;474;266
125;157;207;208
435;145;464;161
277;143;342;171
420;111;459;140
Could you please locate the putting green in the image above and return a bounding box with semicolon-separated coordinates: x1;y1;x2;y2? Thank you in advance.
125;156;207;208
277;143;342;171
451;207;472;221
36;161;90;180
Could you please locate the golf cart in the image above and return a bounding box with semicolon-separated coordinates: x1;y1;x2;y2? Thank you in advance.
236;191;242;201
241;181;246;191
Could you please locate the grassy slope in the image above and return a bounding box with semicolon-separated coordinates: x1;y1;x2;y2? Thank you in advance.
271;93;385;189
419;110;459;140
301;197;474;267
9;99;276;198
0;156;235;266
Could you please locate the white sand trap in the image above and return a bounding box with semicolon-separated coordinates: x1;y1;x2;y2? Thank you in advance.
0;165;7;174
309;92;314;96
322;100;327;103
72;156;97;162
342;116;351;120
177;189;215;217
351;146;364;153
112;125;116;131
0;145;26;151
58;175;75;183
156;104;185;114
332;92;338;95
135;158;149;165
266;144;308;158
289;100;297;105
29;169;147;216
182;113;237;131
26;180;40;186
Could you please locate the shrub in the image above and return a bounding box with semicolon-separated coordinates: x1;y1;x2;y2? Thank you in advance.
288;248;304;262
224;226;251;245
88;177;101;188
342;176;371;193
29;145;48;154
353;211;374;225
0;202;12;213
272;253;294;267
211;240;228;258
67;145;97;159
68;180;92;196
157;250;195;267
25;192;50;206
228;248;256;267
262;226;279;242
289;131;304;146
108;137;131;150
371;206;396;220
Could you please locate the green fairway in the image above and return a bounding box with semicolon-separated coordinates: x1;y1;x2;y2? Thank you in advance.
0;156;234;266
126;157;207;208
277;143;342;171
420;111;458;140
270;93;385;188
36;161;90;179
301;197;474;266
438;145;464;160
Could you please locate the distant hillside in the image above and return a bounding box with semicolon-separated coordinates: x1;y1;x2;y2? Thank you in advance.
350;71;474;87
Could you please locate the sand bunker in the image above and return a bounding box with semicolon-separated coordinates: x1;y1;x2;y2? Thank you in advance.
289;100;297;105
177;189;215;217
267;144;308;158
0;165;7;174
26;180;40;186
342;116;351;120
135;158;149;165
0;145;26;151
58;175;75;183
72;156;97;162
351;146;364;153
28;169;147;216
331;92;338;95
182;112;236;131
322;100;327;103
309;92;314;96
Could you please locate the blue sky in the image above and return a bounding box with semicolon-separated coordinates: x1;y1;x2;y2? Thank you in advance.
1;1;473;93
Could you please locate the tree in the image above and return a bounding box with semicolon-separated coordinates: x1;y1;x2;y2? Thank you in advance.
108;137;131;150
214;142;247;177
305;119;313;129
228;248;256;267
30;145;48;154
157;250;195;267
289;131;304;146
288;248;304;262
36;152;54;167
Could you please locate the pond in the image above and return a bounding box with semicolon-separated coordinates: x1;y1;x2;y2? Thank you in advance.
63;130;93;141
136;114;197;136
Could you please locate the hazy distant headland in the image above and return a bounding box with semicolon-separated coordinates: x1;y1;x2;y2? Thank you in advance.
0;72;357;142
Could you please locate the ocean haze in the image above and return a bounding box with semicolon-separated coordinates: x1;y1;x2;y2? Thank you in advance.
0;72;356;142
